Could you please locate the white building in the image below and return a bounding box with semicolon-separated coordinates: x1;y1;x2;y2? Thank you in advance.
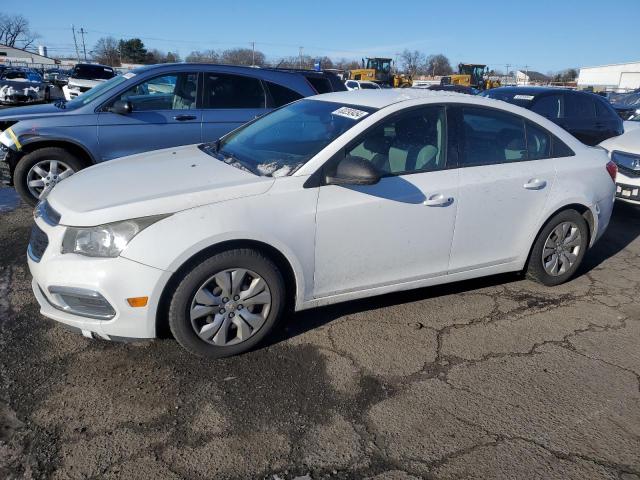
0;44;58;66
516;70;549;86
578;61;640;91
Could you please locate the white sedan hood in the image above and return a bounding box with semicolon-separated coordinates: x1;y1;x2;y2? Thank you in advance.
48;145;274;226
600;128;640;155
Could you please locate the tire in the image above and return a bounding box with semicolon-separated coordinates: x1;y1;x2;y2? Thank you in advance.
169;248;286;358
14;147;85;206
526;209;589;286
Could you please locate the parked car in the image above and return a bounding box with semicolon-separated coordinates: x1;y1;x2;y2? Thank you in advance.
481;87;623;146
0;68;50;105
427;84;478;95
607;90;640;120
345;80;381;90
27;89;616;358
600;128;640;205
43;68;71;87
0;63;346;205
623;112;640;132
62;63;116;100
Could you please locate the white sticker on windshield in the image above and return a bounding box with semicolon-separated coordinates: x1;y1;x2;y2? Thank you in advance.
122;72;136;79
332;106;369;120
513;94;535;101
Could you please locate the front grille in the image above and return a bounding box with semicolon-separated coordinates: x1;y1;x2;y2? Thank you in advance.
616;164;640;178
616;183;640;201
28;224;49;262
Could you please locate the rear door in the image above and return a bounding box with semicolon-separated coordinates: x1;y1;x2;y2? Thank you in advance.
97;72;202;160
200;72;270;143
448;106;557;272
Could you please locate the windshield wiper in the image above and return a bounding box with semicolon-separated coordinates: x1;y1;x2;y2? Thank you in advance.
218;150;257;175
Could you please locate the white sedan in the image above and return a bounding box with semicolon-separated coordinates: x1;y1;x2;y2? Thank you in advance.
28;89;617;358
600;128;640;205
345;80;381;90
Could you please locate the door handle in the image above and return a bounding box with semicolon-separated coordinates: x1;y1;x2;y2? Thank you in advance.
173;114;197;121
423;193;454;207
523;178;547;190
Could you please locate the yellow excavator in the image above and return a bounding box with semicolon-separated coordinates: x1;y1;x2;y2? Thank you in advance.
440;64;501;91
348;57;413;88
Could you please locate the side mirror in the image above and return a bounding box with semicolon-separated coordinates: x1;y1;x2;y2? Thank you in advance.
110;100;132;115
326;155;381;186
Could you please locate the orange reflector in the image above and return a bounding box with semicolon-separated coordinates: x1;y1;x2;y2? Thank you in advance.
127;296;148;307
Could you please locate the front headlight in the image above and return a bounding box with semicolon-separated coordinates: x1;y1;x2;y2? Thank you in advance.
62;215;169;257
611;151;640;171
0;128;16;148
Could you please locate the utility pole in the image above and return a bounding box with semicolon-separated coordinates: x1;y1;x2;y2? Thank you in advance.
79;27;87;61
251;41;255;67
71;25;81;62
394;52;400;74
505;63;511;84
523;64;530;85
299;46;303;69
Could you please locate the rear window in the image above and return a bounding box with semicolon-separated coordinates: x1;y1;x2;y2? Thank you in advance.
305;75;332;94
72;64;115;80
531;95;562;118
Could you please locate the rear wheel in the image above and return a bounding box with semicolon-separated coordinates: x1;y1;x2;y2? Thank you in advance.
526;209;589;286
14;147;84;206
169;249;286;358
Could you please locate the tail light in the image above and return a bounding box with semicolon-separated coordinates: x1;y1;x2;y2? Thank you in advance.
606;160;617;182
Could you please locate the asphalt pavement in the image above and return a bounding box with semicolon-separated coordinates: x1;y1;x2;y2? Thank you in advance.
1;188;639;480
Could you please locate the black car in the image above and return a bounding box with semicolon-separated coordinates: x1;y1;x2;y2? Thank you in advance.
482;87;623;146
427;84;479;95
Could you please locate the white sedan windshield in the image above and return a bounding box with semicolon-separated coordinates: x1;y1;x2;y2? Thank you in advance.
200;99;376;176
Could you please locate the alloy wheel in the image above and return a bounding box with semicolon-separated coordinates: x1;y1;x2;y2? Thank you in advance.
542;221;582;276
26;160;75;199
189;268;272;347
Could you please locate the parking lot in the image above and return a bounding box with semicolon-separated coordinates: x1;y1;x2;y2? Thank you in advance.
0;188;638;480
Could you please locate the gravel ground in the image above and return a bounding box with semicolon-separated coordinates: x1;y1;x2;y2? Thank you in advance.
1;188;639;480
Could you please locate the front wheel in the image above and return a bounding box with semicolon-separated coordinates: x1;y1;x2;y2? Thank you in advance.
526;209;589;286
169;249;286;358
14;147;84;206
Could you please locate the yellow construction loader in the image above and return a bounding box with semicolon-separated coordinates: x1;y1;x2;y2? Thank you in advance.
440;64;501;91
348;57;413;88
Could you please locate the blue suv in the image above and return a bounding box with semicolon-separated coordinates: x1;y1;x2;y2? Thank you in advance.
0;63;345;205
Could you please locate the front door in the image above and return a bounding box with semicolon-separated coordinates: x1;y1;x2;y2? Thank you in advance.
97;72;202;160
313;106;459;298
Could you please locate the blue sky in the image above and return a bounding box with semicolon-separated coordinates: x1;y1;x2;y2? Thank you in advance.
13;0;640;72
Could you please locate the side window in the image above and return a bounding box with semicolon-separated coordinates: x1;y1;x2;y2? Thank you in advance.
347;106;446;175
113;73;197;111
306;75;332;94
594;98;614;119
552;137;575;158
204;73;265;109
460;107;527;166
564;94;595;118
265;81;303;107
525;121;551;160
531;95;561;118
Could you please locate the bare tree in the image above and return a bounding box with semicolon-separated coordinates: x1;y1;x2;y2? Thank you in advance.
220;47;265;66
335;58;360;71
186;50;220;63
0;13;39;48
424;54;453;76
93;37;121;66
400;49;425;77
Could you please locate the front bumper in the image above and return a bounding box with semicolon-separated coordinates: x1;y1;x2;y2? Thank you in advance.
615;169;640;205
27;217;172;340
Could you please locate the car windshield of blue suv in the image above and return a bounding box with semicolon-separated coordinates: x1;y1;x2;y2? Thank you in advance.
64;75;129;108
200;99;376;177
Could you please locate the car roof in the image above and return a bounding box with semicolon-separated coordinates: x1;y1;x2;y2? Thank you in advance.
486;86;581;96
308;88;474;109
